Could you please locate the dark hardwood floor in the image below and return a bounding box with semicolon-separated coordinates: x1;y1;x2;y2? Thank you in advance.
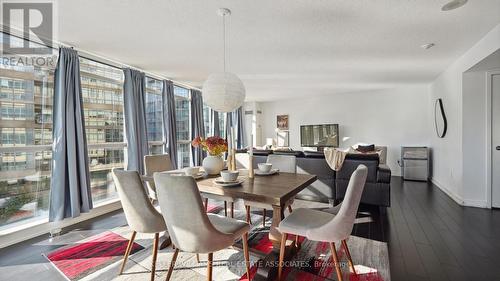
0;176;499;281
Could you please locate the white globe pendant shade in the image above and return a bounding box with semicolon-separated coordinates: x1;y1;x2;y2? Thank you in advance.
202;72;246;113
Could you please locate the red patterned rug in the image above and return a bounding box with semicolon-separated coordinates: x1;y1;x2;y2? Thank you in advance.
45;231;143;281
241;233;385;281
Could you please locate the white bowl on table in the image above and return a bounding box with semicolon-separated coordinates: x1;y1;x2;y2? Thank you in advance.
185;167;200;177
220;170;239;182
257;163;273;173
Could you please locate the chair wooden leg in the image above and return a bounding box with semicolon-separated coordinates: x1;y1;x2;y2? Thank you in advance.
342;239;356;274
329;242;343;281
277;232;287;281
242;233;251;280
196;254;200;263
207;253;213;281
224;201;228;217
119;231;136;275
287;205;293;213
204;198;209;212
230;202;234;218
262;208;266;227
165;248;179;281
245;205;252;224
151;233;159;281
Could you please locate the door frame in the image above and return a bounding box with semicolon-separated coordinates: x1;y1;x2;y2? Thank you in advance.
487;70;500;208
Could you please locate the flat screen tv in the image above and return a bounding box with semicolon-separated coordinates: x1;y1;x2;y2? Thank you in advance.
300;124;339;147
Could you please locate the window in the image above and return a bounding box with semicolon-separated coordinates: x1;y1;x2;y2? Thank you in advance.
203;104;211;136
174;86;191;168
80;58;124;204
0;33;55;231
145;77;164;155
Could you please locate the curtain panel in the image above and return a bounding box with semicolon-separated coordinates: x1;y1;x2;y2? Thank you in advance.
49;47;92;222
190;89;206;166
123;68;149;174
162;80;178;169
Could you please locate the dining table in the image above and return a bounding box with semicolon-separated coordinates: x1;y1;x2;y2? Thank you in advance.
142;168;317;280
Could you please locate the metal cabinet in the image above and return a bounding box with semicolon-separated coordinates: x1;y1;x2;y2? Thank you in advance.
401;147;429;181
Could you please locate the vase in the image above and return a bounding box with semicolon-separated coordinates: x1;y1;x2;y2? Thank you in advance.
202;155;224;175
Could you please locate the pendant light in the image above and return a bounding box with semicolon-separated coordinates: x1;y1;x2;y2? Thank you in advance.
202;8;245;113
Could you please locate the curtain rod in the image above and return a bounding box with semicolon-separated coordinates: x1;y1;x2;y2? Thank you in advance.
0;28;202;91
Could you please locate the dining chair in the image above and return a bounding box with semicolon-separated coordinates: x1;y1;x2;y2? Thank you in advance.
277;165;368;281
144;154;235;218
111;168;167;281
144;154;174;201
154;174;251;281
244;154;296;227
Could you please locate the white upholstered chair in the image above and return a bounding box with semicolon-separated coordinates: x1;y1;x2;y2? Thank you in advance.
111;168;167;281
244;154;296;226
144;154;235;217
154;174;251;281
277;165;368;281
144;154;174;200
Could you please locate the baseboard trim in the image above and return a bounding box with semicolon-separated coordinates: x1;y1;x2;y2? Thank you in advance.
430;178;488;208
0;200;123;249
431;178;465;205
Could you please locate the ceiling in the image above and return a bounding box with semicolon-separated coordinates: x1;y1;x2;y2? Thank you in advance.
56;0;500;101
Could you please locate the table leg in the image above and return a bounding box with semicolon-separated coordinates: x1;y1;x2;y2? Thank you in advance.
269;204;285;249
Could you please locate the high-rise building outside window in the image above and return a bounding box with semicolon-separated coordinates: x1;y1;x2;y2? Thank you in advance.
173;86;191;168
0;33;55;231
145;77;164;155
79;58;124;204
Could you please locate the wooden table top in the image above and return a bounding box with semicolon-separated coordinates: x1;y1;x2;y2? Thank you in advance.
196;172;317;206
142;169;317;206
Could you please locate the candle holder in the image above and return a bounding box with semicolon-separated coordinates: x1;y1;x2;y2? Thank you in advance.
248;154;254;178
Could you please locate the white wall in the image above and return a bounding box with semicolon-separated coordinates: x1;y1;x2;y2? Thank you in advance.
260;85;431;176
430;24;500;207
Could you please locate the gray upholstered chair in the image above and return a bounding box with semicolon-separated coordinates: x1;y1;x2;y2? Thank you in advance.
144;154;174;200
277;165;368;281
144;154;235;217
111;168;167;281
244;154;296;226
154;174;251;281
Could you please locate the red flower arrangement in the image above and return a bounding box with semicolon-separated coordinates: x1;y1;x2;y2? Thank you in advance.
191;136;228;156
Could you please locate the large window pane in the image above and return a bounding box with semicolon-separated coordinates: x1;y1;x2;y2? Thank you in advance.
0;33;55;230
174;86;190;168
80;58;124;204
145;77;164;155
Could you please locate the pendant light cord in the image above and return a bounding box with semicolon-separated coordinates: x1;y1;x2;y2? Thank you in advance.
223;13;226;73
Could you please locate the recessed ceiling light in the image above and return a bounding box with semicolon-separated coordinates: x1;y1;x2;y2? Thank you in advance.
441;0;468;11
421;43;435;50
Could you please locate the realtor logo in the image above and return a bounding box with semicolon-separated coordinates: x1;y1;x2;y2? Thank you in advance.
2;2;53;54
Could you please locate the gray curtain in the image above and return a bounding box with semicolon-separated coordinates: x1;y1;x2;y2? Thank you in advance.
123;68;149;174
225;106;245;149
49;47;92;222
190;89;205;166
162;80;178;169
235;106;245;148
211;109;220;137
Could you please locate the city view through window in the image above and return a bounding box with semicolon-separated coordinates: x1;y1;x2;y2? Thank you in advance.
0;32;221;231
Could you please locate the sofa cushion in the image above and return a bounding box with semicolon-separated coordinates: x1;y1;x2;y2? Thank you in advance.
273;150;305;157
303;151;325;159
356;144;375;153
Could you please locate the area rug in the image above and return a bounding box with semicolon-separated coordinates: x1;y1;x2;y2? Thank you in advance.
45;231;144;281
239;235;387;281
44;201;390;281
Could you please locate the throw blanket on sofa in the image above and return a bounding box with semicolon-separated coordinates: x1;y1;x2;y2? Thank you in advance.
324;147;349;171
324;147;386;171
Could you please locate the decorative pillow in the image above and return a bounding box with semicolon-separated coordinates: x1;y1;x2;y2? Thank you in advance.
356;144;375;153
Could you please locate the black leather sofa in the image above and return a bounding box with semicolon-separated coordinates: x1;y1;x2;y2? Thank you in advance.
238;149;391;209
